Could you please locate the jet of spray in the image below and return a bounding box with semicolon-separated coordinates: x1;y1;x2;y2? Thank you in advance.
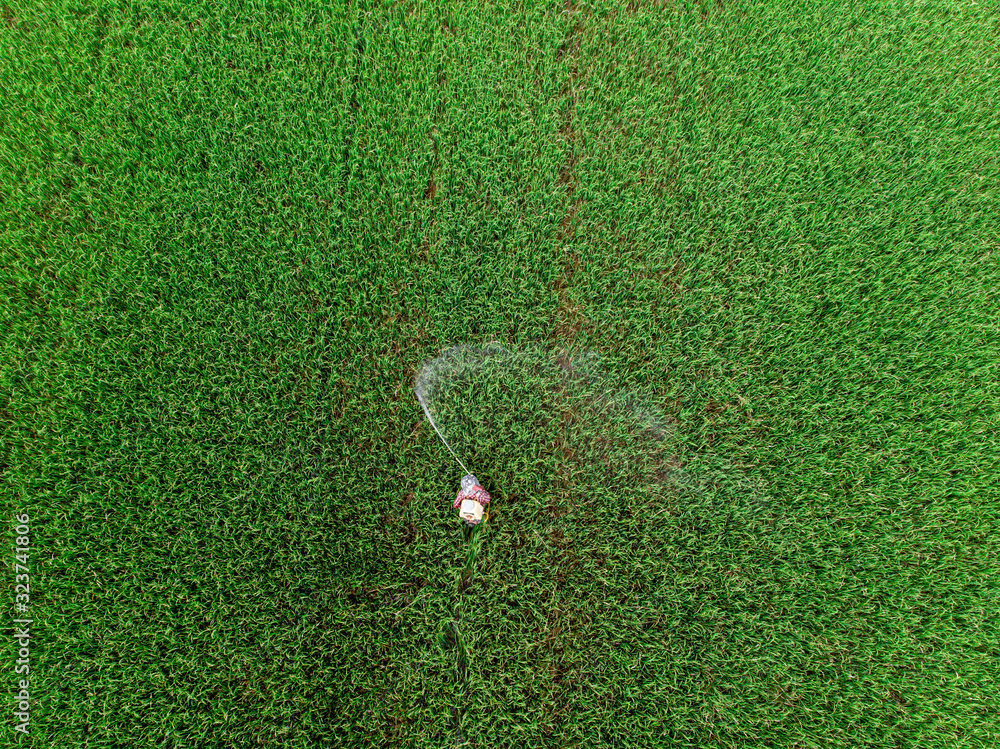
413;342;517;480
415;385;471;476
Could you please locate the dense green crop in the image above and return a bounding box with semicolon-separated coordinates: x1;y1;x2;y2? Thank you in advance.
2;0;998;746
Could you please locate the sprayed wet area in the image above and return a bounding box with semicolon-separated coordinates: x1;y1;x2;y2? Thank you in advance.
416;343;771;743
416;344;765;521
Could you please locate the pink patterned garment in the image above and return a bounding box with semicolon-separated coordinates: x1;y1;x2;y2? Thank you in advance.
453;484;491;509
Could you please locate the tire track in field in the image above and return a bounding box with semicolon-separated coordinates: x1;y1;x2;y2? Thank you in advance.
551;0;593;344
304;12;364;523
277;9;366;739
539;7;606;732
340;9;365;198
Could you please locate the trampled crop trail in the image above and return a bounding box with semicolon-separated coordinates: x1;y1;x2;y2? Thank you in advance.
449;521;488;747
